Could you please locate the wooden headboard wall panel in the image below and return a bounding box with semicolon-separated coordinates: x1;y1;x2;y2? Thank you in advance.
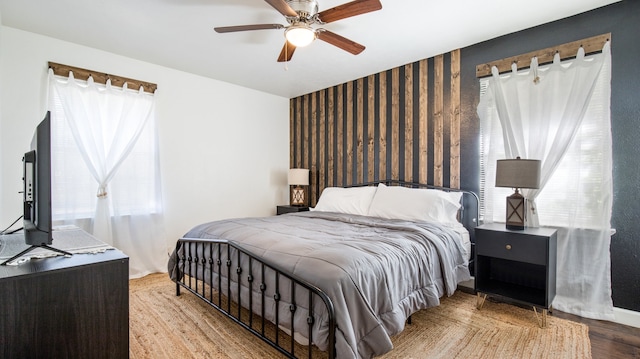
290;49;461;206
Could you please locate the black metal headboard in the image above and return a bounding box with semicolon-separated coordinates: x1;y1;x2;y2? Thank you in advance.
344;179;479;242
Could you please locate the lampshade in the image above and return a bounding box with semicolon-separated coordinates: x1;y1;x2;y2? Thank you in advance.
495;158;541;189
288;168;309;186
284;24;315;47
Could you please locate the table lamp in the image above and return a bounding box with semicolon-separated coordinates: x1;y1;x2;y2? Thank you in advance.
495;157;541;230
288;168;309;206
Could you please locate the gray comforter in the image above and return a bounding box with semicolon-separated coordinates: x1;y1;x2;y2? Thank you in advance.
169;211;470;359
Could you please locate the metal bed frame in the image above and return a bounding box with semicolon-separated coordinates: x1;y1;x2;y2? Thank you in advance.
174;238;336;358
172;180;479;359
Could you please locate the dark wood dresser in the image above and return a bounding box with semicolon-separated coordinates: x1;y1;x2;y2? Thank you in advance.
0;240;129;358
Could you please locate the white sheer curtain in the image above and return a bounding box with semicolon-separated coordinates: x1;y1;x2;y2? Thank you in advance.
477;43;614;320
48;70;166;278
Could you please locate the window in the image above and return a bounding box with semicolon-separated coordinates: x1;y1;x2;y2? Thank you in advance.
49;77;161;221
47;66;166;278
478;52;611;229
477;39;614;320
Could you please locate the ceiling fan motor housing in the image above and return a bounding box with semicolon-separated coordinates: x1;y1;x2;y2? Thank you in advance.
286;0;319;20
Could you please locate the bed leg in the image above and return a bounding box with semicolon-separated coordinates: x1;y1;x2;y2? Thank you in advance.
176;280;181;296
407;315;412;325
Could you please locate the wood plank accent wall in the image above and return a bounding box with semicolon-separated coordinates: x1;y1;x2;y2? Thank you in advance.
290;49;461;206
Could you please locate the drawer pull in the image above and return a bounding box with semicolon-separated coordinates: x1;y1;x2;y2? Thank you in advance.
505;244;512;250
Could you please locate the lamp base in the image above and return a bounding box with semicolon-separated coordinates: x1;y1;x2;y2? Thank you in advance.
291;186;306;206
506;223;525;231
505;190;526;230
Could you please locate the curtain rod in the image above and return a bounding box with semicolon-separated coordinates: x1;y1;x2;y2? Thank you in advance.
48;62;158;94
475;33;611;78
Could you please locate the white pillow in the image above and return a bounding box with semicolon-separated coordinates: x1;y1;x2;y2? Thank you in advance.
312;186;377;216
367;183;462;225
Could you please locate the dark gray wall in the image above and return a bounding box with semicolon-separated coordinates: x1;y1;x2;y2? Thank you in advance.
459;0;640;311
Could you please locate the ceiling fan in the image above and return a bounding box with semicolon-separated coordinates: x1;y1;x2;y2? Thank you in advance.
214;0;382;62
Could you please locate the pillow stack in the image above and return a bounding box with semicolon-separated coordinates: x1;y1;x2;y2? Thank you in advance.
312;186;377;216
312;183;462;225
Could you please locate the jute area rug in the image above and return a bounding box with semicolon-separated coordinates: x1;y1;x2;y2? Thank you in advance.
130;273;591;359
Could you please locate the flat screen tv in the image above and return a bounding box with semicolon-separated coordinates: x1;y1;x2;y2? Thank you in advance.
23;111;53;246
1;111;71;265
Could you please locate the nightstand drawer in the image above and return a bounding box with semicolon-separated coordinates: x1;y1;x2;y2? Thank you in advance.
476;231;547;265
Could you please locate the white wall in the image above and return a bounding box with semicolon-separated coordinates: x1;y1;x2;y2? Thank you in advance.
0;11;4;224
0;26;290;255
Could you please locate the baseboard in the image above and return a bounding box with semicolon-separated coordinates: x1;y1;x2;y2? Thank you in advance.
613;306;640;329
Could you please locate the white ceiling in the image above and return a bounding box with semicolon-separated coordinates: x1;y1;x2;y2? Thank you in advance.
0;0;619;98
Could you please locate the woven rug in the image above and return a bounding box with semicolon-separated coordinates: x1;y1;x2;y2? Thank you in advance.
130;273;591;359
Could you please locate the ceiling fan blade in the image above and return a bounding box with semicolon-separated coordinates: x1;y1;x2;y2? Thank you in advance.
277;41;297;62
214;24;284;33
264;0;298;17
317;0;382;24
317;30;365;55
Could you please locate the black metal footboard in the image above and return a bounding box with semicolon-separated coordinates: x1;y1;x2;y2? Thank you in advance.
172;237;336;359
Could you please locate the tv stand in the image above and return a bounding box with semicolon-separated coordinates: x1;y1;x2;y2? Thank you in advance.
0;231;129;358
0;244;72;265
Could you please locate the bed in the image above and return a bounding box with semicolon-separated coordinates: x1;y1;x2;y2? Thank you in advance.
168;180;478;359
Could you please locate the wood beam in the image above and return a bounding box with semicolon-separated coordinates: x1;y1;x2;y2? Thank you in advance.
48;62;157;93
476;33;610;78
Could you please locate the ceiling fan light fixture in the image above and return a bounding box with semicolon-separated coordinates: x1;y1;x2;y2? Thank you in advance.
285;24;316;47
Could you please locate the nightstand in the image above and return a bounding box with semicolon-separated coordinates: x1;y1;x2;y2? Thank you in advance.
276;205;309;215
474;223;557;327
